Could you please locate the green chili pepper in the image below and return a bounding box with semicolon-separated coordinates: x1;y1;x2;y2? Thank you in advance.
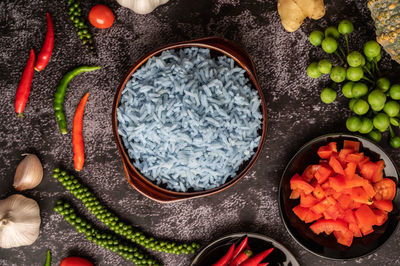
44;250;51;266
54;66;100;134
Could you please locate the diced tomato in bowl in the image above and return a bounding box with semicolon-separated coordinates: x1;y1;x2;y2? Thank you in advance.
280;134;399;259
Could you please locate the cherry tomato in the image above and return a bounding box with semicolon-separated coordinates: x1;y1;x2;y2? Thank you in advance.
374;178;396;201
89;5;114;29
60;257;93;266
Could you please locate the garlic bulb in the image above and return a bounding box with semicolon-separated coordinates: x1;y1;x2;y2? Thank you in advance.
0;194;41;248
117;0;169;15
14;153;43;191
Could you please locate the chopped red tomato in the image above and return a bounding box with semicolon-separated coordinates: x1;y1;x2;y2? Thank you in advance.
346;153;364;164
344;162;357;179
373;200;393;212
310;219;349;235
302;165;319;182
289;140;394;247
372;160;385;183
374;178;396;201
290;189;301;199
343;140;360;152
334;229;353;247
329;157;345;175
313;184;325;200
315;165;332;184
290;174;314;194
373;209;388;226
329;175;346;192
300;193;318;208
360;161;377;180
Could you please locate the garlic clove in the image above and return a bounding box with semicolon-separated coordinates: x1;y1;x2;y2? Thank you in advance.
0;194;41;248
117;0;169;15
13;153;43;191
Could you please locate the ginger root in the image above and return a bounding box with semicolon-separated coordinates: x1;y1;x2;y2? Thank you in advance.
278;0;325;32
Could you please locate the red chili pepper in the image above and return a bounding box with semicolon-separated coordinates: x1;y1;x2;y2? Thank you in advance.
240;248;274;266
212;243;235;266
257;263;269;266
35;12;54;71
229;249;252;266
15;49;35;117
232;236;248;260
73;92;89;171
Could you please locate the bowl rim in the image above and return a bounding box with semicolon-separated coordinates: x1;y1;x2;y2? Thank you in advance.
190;232;300;266
278;132;400;260
111;37;267;198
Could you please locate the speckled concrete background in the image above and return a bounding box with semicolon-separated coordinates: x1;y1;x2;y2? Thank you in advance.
0;0;399;265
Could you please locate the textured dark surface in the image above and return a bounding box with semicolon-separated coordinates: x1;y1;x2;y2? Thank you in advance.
0;0;399;266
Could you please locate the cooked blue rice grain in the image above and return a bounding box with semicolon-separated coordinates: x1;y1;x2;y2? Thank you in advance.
117;47;262;192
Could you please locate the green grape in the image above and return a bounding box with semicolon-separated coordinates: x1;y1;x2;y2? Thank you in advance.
375;52;382;62
338;20;354;35
376;77;391;92
325;26;340;39
342;82;354;98
317;59;332;74
352;82;368;98
320;88;337;104
383;101;400;117
363;40;381;58
390;84;400;100
309;30;325;46
330;66;346;83
373;113;390;132
347;51;364;67
390;117;400;126
346;116;362;132
349;98;357;110
390;136;400;148
368;130;382;142
322;37;338;54
353;99;370;115
360;56;366;66
307;62;322;78
368;89;387;109
346;67;364;82
359;117;374;134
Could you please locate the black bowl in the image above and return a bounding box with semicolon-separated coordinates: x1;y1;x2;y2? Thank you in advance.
191;232;300;266
279;133;400;260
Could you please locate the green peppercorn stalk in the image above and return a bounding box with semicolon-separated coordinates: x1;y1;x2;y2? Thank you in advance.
54;200;159;266
52;168;200;254
66;0;95;53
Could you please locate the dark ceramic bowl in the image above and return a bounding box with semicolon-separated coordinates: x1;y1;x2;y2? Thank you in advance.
191;232;300;266
112;37;267;203
279;133;400;260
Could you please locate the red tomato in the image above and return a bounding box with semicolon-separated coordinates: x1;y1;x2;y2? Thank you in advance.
345;153;364;164
334;229;353;247
293;205;309;221
373;200;393;212
89;5;115;29
302;165;319;182
351;187;372;204
339;148;353;164
360;161;377;180
329;175;346;192
373;209;389;226
314;165;332;184
344;162;356;179
374;178;396;201
60;257;93;266
372;160;385;183
343;140;360;152
289;189;301;199
300;193;318;208
355;205;377;233
310;219;349;235
313;184;325;200
290;174;314;194
329;156;345;175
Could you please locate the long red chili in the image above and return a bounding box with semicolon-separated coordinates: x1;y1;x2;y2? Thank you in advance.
15;49;35;117
73;92;89;171
35;12;54;71
240;248;274;266
212;243;235;266
232;236;248;260
229;249;252;266
257;263;269;266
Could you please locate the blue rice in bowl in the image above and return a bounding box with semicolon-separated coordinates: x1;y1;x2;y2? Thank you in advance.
117;47;262;192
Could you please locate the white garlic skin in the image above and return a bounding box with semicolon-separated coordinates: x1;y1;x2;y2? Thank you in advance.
0;194;41;248
13;153;43;191
117;0;169;15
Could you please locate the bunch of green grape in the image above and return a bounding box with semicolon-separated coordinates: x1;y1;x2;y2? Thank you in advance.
306;19;400;148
